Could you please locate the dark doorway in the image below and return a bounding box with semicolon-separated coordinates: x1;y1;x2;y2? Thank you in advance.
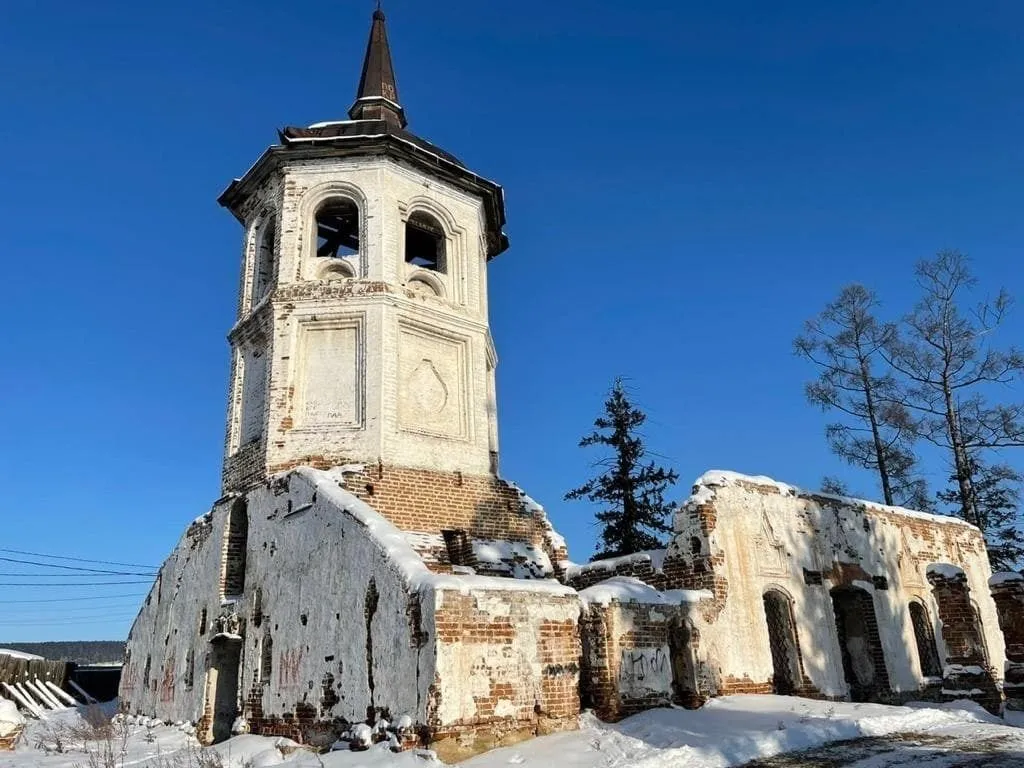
831;586;890;701
206;639;242;744
668;617;700;707
763;589;801;695
909;601;942;678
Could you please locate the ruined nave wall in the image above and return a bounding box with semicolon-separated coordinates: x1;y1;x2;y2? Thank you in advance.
668;472;1004;702
120;469;434;735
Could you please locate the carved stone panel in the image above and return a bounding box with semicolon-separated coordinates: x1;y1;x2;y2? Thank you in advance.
295;317;363;428
397;321;469;439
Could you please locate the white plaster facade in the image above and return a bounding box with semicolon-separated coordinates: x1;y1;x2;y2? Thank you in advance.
121;468;579;746
671;472;1006;700
222;155;502;492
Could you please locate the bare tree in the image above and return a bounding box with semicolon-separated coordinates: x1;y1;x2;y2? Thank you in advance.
796;284;925;506
886;250;1024;532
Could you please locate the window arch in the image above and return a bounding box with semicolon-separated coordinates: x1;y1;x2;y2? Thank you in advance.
261;631;273;685
405;211;446;273
221;499;248;599
315;198;360;259
762;588;802;695
253;218;276;301
909;600;942;677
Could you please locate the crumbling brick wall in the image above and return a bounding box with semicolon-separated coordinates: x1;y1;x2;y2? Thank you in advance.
990;574;1024;707
927;567;1002;714
428;587;580;762
579;601;674;721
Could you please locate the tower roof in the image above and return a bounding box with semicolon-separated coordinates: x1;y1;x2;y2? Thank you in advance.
223;8;509;258
348;7;406;129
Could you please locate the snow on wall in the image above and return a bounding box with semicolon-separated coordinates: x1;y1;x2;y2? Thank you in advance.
121;465;580;746
121;469;434;729
669;470;1005;701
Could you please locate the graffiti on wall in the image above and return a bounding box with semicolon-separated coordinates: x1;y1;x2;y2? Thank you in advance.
619;646;672;696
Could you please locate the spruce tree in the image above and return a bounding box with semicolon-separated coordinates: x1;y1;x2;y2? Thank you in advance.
565;378;678;559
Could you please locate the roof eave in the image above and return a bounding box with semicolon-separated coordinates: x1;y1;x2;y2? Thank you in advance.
218;136;509;258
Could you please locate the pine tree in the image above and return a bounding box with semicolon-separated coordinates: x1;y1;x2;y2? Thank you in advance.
565;378;678;560
795;284;927;507
937;454;1024;570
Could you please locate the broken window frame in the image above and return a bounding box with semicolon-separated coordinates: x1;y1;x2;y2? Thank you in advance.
404;211;447;273
314;198;360;260
253;218;276;301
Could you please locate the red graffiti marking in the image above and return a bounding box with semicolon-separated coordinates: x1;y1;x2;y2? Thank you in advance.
278;648;302;688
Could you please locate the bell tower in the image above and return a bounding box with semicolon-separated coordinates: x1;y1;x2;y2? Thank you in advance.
217;9;508;494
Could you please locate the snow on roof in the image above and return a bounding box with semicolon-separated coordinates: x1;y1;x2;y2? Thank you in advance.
0;648;43;661
299;467;575;597
990;571;1024;586
564;550;667;582
472;538;553;579
579;576;710;607
691;469;978;530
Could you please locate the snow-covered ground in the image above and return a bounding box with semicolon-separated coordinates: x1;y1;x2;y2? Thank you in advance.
2;696;1023;768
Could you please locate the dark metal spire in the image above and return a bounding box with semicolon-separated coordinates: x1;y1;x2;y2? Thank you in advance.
348;6;406;129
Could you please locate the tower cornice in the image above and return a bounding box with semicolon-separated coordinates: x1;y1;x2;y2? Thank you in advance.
219;140;509;258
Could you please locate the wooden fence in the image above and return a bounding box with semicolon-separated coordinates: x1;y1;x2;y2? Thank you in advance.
0;653;72;689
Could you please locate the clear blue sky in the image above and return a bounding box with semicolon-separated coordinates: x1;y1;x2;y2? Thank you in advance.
1;0;1022;642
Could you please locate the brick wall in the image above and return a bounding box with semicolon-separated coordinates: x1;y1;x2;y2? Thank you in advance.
271;464;568;561
991;576;1024;705
927;569;1002;714
579;601;674;722
428;589;579;762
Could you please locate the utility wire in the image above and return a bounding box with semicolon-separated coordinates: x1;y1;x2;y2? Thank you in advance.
0;614;139;626
0;548;157;570
0;572;156;578
0;580;152;586
0;555;156;576
0;593;146;604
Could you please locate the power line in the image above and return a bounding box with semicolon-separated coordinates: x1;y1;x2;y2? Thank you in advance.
0;555;156;577
0;593;146;604
0;614;138;626
0;580;153;586
0;573;156;579
0;548;158;570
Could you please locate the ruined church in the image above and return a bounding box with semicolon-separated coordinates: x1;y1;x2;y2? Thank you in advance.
121;9;1024;761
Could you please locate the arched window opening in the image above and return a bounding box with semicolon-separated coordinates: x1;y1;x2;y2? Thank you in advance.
830;586;891;701
254;220;276;300
909;601;942;677
221;499;249;599
405;212;446;272
690;537;702;555
763;589;801;695
252;587;263;628
184;647;195;690
315;199;360;259
261;633;273;685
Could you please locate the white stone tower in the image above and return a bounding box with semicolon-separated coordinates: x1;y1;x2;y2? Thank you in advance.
218;9;508;493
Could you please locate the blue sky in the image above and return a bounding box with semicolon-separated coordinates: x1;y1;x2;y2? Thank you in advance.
0;0;1022;642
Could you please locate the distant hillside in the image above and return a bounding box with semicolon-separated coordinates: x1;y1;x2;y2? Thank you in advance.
0;641;125;665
